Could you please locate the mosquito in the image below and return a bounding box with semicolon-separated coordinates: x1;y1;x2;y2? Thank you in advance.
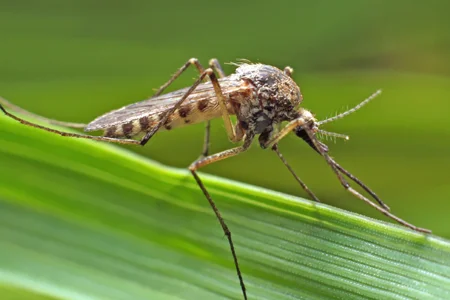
0;58;431;300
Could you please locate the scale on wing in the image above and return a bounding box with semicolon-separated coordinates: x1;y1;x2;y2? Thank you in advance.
84;77;248;138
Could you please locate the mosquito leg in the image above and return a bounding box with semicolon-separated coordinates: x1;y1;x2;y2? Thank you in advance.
153;58;205;97
263;116;308;149
199;58;227;158
272;144;320;202
330;157;390;211
140;67;237;146
296;127;390;210
209;58;226;78
0;104;140;145
0;96;87;128
208;69;237;143
200;121;211;158
302;127;431;233
189;137;253;300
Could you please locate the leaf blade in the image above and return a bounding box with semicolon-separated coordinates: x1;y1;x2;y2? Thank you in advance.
1;116;450;300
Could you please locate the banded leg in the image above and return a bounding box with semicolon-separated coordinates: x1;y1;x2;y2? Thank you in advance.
189;136;253;300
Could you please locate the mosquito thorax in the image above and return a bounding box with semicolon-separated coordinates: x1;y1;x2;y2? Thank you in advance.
233;63;303;135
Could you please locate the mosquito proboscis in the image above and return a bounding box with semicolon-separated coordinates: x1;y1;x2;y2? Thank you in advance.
0;58;431;300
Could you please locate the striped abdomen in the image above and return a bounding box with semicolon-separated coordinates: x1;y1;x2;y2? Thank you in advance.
103;99;224;138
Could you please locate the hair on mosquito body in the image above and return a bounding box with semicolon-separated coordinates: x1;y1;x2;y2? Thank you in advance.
0;57;431;300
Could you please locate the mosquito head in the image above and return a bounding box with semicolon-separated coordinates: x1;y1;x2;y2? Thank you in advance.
292;108;327;152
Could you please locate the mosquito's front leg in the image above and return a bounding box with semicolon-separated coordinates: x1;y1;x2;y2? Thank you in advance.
189;136;253;300
302;127;431;233
262;116;308;149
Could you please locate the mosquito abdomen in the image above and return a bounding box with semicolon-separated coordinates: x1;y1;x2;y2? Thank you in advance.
103;100;225;138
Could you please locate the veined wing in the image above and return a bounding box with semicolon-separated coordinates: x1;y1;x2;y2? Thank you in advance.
85;77;243;132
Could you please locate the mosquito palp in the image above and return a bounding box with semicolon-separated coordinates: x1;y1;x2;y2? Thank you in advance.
0;59;431;300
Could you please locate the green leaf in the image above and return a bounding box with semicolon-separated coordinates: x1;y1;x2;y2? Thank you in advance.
1;115;450;300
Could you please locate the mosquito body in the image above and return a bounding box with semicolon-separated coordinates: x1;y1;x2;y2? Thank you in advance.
85;63;300;144
0;58;431;300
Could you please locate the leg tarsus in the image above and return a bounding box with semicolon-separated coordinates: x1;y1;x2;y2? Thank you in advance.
189;168;248;300
189;141;252;300
0;96;87;129
1;104;140;145
303;128;431;233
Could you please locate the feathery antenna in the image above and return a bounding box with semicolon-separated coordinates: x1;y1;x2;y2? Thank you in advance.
318;89;382;126
318;129;349;140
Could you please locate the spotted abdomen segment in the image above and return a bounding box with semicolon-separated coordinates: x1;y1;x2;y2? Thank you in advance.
103;100;223;138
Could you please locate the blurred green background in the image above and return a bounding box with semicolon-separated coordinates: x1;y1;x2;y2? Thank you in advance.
0;0;449;238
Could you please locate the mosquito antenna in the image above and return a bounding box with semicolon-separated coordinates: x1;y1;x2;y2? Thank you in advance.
0;96;87;129
318;129;349;141
318;89;382;126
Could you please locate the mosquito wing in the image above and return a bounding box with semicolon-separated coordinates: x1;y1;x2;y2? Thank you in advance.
85;77;244;132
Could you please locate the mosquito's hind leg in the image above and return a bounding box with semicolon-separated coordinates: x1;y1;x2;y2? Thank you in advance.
0;96;87;129
0;58;204;131
0;104;140;145
189;136;253;300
